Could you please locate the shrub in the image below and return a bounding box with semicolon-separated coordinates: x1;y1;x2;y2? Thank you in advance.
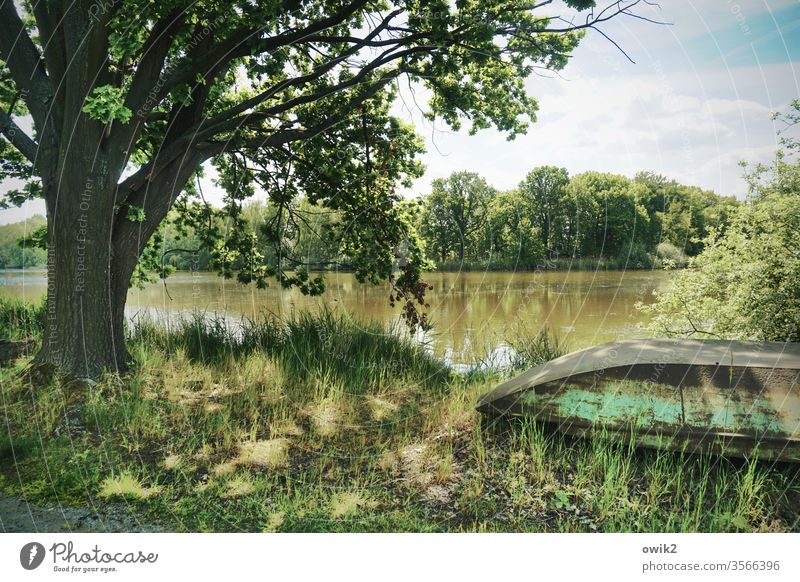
655;242;688;268
641;101;800;341
616;243;655;270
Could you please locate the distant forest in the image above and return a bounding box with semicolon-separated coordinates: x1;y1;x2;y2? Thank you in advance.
0;168;738;274
0;215;46;268
416;169;738;270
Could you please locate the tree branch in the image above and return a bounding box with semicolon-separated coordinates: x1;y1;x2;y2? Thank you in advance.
192;9;406;136
0;1;54;131
202;69;403;159
0;107;38;164
144;0;372;112
119;10;185;147
117;47;414;200
31;0;65;121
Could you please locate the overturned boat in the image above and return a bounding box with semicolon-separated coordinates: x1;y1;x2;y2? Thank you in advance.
477;339;800;462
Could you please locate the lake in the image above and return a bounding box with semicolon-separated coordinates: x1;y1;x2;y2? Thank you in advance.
0;269;669;364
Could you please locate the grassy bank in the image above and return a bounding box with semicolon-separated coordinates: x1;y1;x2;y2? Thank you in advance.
0;297;798;532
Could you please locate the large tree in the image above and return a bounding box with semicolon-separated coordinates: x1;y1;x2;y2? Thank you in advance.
0;0;652;377
517;165;569;255
419;171;495;263
484;187;545;267
565;171;649;258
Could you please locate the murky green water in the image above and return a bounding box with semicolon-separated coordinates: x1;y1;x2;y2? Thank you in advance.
0;269;669;363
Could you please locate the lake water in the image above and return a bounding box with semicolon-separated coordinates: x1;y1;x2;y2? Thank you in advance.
0;269;669;364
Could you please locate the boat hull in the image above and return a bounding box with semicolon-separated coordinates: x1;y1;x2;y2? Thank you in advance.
478;343;800;463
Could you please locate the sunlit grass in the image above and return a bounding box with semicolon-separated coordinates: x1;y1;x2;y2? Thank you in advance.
222;475;256;498
99;472;160;500
0;296;798;533
331;491;374;520
236;438;289;469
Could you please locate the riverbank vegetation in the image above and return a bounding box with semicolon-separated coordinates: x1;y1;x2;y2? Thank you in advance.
177;167;738;274
142;168;741;274
643;100;800;342
0;215;46;269
418;170;737;271
1;298;798;532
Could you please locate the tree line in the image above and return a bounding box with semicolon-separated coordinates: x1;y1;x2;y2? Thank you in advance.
416;168;739;270
153;167;738;273
0;167;740;276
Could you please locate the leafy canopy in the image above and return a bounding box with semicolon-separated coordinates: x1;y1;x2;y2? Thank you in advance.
0;1;654;327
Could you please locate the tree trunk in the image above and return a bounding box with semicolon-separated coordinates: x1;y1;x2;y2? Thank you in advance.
542;210;550;254
29;149;203;379
34;265;130;379
32;173;134;379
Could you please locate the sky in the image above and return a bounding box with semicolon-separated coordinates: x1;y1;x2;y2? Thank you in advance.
395;0;800;198
2;0;799;224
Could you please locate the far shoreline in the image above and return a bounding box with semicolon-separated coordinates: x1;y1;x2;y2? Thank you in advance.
0;260;678;277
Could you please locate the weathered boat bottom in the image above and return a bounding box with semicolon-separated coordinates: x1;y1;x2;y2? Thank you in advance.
477;340;800;463
487;412;800;463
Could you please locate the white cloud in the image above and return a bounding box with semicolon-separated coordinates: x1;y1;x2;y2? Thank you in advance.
396;55;795;199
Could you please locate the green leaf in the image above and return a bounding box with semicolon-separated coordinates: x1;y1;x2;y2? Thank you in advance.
82;85;132;124
126;205;146;223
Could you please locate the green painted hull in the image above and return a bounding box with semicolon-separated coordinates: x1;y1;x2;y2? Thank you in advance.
477;340;800;462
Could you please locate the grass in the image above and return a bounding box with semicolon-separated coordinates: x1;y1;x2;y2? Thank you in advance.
505;325;565;372
0;295;44;339
99;472;161;500
0;297;798;532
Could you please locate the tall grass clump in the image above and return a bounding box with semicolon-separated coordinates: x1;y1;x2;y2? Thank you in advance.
272;310;450;391
505;326;565;372
0;295;45;338
126;307;451;391
128;312;239;365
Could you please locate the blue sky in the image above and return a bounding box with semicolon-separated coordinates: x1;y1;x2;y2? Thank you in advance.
681;3;800;69
2;0;799;224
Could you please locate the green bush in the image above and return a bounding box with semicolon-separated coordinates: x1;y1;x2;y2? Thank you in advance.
616;243;655;270
642;102;800;341
655;242;688;268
